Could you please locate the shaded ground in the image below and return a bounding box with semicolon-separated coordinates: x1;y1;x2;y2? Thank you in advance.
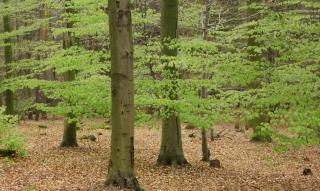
1;119;320;191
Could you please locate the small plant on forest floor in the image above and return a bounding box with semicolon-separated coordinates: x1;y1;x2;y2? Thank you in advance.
261;154;273;167
37;124;48;129
262;155;270;161
2;156;15;168
80;135;97;142
90;123;110;130
272;143;289;154
251;123;273;143
0;107;26;157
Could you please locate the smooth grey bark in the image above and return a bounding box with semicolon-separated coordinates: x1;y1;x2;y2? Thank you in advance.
105;0;141;190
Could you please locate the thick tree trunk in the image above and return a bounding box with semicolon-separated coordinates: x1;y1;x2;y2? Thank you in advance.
60;0;78;148
105;0;141;190
158;115;188;165
157;0;188;166
3;8;15;115
60;113;78;147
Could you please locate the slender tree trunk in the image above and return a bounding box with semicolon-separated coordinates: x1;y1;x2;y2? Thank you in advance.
60;0;78;147
201;128;210;161
200;0;211;162
157;0;188;166
3;3;15;115
247;0;263;136
210;128;215;141
105;0;141;189
40;2;49;41
247;0;262;61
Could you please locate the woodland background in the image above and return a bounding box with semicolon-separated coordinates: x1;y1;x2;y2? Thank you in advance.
0;0;320;190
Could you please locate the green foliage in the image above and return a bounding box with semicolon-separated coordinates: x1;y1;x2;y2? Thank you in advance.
0;107;26;157
251;123;273;142
90;122;109;130
0;0;319;149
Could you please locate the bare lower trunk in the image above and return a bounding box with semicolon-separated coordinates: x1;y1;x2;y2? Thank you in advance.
60;113;78;147
201;128;210;161
210;128;214;141
157;115;188;166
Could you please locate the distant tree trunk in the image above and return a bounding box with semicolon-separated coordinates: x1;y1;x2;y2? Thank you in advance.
246;0;271;141
60;0;78;147
40;2;49;41
105;0;141;190
200;0;211;162
41;1;56;81
157;0;188;166
3;4;15;115
201;127;210;161
61;113;77;146
247;0;262;62
210;128;215;141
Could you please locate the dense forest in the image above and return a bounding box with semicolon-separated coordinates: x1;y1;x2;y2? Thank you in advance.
0;0;320;190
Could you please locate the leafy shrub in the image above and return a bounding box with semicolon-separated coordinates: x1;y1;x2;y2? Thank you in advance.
0;107;26;157
251;123;273;143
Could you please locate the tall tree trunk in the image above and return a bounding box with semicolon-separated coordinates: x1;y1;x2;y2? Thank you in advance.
200;0;211;162
247;0;262;62
60;0;78;147
157;0;188;166
3;3;15;115
40;2;49;41
247;0;263;135
105;0;141;190
41;1;56;80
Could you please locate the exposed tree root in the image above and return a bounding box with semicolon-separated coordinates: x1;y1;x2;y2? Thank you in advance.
157;155;189;166
106;173;142;191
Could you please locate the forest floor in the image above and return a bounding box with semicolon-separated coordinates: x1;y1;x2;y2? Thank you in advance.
1;119;320;191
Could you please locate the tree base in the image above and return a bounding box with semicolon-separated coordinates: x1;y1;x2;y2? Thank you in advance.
157;155;189;166
201;154;210;162
0;149;16;157
60;142;78;148
105;175;142;191
209;159;221;168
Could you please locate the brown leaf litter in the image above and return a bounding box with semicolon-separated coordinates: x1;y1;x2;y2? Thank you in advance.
1;120;320;191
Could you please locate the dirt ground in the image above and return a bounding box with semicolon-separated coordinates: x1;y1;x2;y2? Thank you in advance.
1;119;320;191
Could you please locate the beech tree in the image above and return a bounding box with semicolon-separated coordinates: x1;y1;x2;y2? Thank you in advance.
2;0;14;115
157;0;188;166
106;0;141;189
200;0;211;162
60;0;78;147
